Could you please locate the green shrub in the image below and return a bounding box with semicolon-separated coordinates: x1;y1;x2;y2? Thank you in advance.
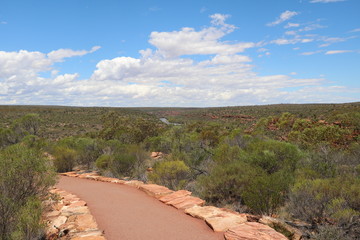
95;154;113;170
149;160;190;190
0;144;55;239
52;146;77;172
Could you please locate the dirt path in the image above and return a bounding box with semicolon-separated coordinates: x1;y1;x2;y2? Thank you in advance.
56;176;224;240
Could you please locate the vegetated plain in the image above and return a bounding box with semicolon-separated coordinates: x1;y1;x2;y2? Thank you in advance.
0;102;359;239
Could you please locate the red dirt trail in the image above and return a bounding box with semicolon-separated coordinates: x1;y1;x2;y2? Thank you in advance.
56;176;224;240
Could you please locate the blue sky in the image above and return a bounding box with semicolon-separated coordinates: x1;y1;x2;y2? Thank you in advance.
0;0;359;107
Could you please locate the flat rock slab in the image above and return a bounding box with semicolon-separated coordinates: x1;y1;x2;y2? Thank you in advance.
185;206;225;220
74;214;99;232
159;190;192;203
166;195;205;209
185;206;247;232
224;222;288;240
124;180;144;188
206;214;248;232
139;184;174;198
72;236;106;240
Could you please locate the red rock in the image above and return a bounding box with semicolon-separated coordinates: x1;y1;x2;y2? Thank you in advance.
166;195;205;209
159;190;191;203
206;213;248;232
224;222;288;240
139;184;174;198
110;179;125;184
151;152;159;158
60;171;78;177
69;200;87;208
62;206;90;216
46;210;61;218
185;206;226;220
51;215;67;228
72;236;106;240
97;176;118;182
124;180;144;188
74;214;98;232
185;206;247;232
71;230;103;238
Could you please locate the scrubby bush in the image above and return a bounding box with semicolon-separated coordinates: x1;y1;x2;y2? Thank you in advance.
287;177;360;226
199;138;302;214
149;160;190;190
52;146;77;172
0;144;55;239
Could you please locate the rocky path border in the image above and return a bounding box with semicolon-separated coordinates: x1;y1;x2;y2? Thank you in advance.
45;188;106;240
57;171;302;240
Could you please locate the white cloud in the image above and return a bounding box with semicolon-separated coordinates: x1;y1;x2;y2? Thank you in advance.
298;23;325;32
47;46;101;62
284;23;300;28
310;0;346;3
1;14;357;107
271;37;314;45
349;28;360;33
267;11;299;26
301;50;323;55
285;31;297;35
149;14;254;58
325;50;352;54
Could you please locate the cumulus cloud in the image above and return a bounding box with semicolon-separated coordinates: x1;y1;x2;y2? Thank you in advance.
1;15;358;106
148;14;254;58
267;11;299;27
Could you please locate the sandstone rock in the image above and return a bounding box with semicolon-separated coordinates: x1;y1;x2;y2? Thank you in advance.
151;152;159;158
46;226;59;240
46;210;61;218
74;214;98;232
72;230;103;238
69;200;87;208
139;184;174;198
51;215;67;228
224;222;288;240
206;213;248;232
185;206;247;232
259;216;303;240
166;195;205;209
124;180;144;188
185;205;226;220
72;236;106;240
110;179;125;184
84;175;100;181
159;190;191;203
151;152;163;158
62;206;90;216
60;171;78;177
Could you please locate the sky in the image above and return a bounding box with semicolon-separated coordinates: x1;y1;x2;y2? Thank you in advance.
0;0;359;107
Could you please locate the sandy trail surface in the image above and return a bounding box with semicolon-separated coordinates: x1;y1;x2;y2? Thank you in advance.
56;176;224;240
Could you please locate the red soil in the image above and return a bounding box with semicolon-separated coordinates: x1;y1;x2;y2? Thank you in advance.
56;176;224;240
